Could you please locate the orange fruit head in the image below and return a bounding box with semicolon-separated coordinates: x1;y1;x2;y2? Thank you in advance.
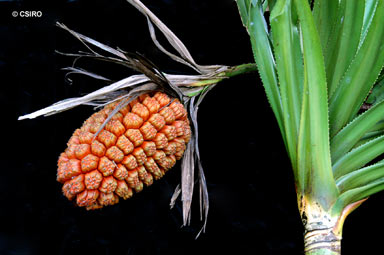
57;92;191;210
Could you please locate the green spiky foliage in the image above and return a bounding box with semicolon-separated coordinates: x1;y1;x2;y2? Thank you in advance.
236;0;384;254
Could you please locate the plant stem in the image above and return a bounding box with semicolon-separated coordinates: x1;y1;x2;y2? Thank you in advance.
304;227;341;255
221;63;258;78
302;208;342;255
189;63;258;87
301;197;366;255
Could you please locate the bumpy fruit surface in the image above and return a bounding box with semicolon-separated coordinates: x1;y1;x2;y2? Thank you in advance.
57;92;191;210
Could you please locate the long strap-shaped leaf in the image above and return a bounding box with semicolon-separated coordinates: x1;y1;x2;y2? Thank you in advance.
325;0;365;98
294;0;338;209
330;100;384;163
365;74;384;106
353;119;384;148
332;178;384;214
360;0;380;48
237;0;251;26
270;0;303;170
353;127;384;149
336;162;384;193
321;0;344;70
297;64;310;193
333;135;384;179
364;120;384;136
312;0;339;58
328;1;384;137
355;131;384;149
236;0;286;145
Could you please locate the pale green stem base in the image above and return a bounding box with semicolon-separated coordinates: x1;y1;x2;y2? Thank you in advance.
305;248;340;255
300;198;367;255
304;227;341;254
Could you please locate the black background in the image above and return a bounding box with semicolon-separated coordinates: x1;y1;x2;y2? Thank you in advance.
1;0;383;254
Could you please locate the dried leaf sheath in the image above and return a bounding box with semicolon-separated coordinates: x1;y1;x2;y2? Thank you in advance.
58;92;191;209
126;0;224;75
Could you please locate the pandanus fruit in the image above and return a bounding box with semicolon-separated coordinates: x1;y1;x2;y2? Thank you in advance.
56;92;191;210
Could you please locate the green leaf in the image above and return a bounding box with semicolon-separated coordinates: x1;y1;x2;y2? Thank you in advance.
357;120;384;144
360;0;379;48
328;0;384;137
270;0;303;170
263;0;269;12
333;135;384;180
322;0;345;70
352;116;384;148
332;178;384;214
330;100;384;163
325;0;365;98
293;0;338;209
312;0;339;55
336;162;384;193
365;120;384;134
297;64;310;193
353;129;384;149
365;75;384;106
353;120;384;148
263;0;276;12
236;0;251;26
236;0;286;145
265;0;277;12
